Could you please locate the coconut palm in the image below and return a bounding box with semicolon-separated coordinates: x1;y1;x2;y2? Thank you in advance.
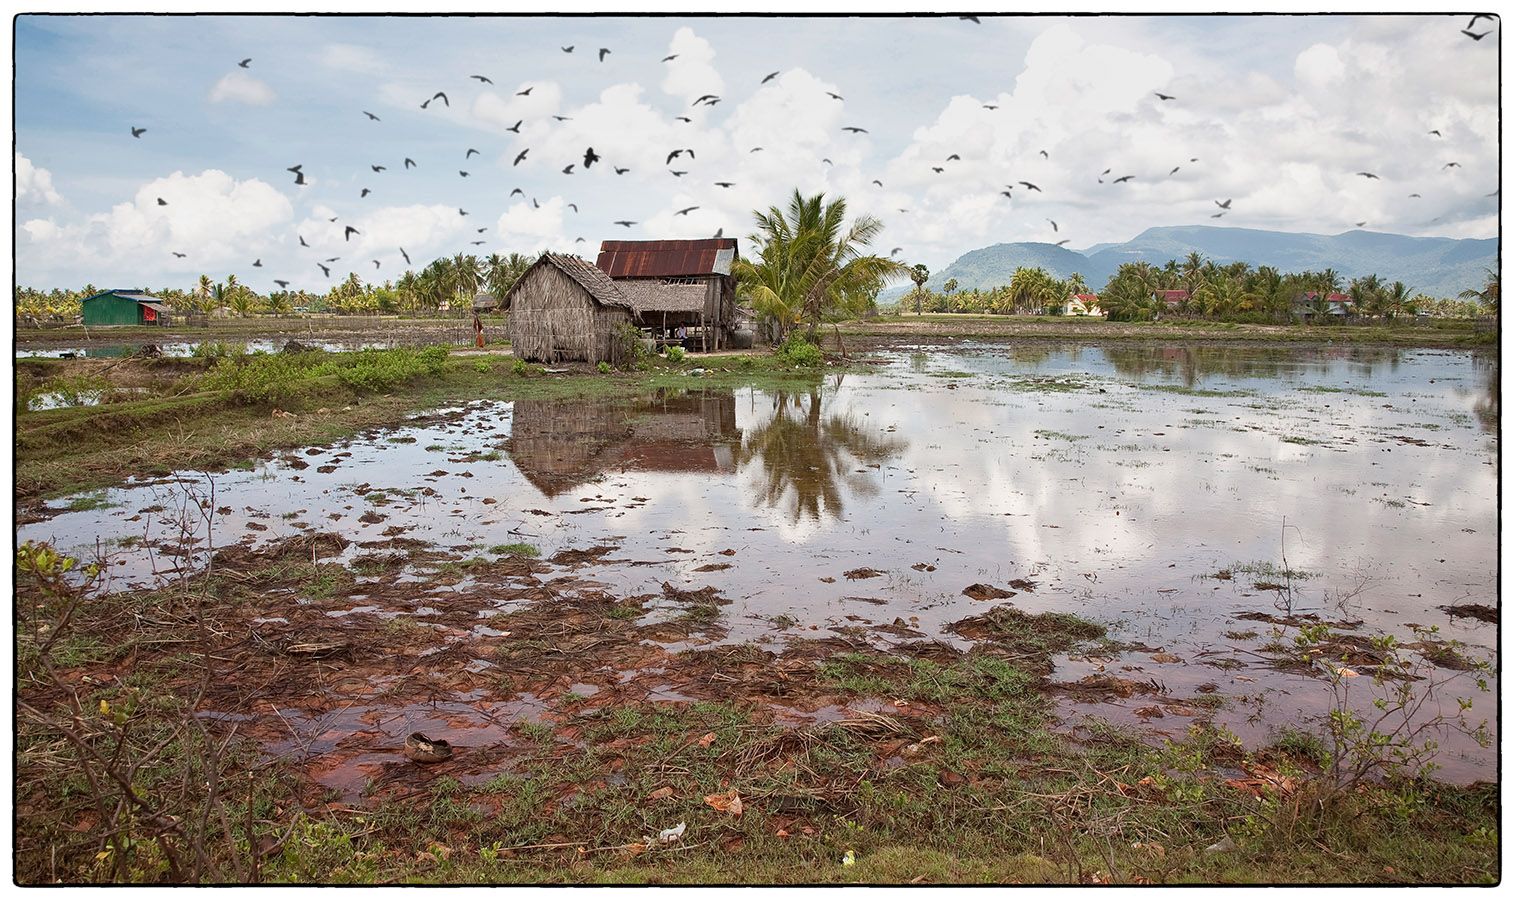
733;189;909;343
1458;265;1499;315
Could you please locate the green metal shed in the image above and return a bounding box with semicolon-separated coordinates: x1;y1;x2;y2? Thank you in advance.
80;290;172;327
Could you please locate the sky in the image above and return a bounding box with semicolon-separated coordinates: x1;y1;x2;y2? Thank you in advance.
12;12;1500;292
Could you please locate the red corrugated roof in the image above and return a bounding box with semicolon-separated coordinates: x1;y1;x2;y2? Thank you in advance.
1303;291;1352;303
597;238;737;278
1075;293;1098;302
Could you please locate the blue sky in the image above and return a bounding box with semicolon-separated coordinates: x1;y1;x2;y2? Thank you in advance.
14;13;1498;292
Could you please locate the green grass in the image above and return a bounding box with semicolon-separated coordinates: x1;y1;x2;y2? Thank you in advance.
488;542;540;558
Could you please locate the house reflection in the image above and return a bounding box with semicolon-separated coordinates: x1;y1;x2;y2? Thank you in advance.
506;389;740;497
1102;344;1403;386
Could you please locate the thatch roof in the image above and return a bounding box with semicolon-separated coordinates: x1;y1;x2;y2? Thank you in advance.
473;291;502;310
502;253;632;311
616;279;708;314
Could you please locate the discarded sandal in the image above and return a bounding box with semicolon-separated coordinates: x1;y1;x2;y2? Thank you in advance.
404;732;454;764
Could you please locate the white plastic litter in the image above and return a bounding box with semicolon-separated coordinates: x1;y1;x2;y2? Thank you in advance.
656;822;687;844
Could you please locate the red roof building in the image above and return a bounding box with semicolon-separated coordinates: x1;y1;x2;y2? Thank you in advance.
596;238;740;350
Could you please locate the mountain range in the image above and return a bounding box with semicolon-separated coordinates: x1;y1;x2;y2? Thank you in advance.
888;226;1497;300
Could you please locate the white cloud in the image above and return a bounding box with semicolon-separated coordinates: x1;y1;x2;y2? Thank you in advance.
1294;43;1346;87
321;43;387;75
293;203;473;280
16;152;63;206
20;170;292;283
208;71;276;106
661;27;724;106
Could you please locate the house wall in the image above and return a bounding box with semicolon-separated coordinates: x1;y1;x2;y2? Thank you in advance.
507;264;630;365
81;294;145;326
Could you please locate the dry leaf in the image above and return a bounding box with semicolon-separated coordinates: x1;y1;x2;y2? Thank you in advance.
697;732;717;748
1336;667;1360;678
703;789;744;816
646;786;675;801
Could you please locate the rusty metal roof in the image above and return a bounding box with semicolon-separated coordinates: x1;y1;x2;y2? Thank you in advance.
596;238;738;278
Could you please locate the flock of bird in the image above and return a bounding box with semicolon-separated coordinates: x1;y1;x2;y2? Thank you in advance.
124;14;1496;288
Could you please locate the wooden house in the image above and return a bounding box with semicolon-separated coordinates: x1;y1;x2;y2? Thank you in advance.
80;289;173;327
501;253;635;365
597;238;739;351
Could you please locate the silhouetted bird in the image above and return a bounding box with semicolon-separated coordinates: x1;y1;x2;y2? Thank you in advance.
471;240;485;245
750;147;763;152
599;48;611;61
826;92;844;101
568;204;578;212
421;92;449;108
157;197;167;206
239;58;251;68
1039;150;1049;158
662;54;677;62
131;127;146;137
1169;166;1180;176
404;158;416;168
373;260;381;268
400;248;411;265
372;164;386;172
1113;175;1133;183
762;71;779;83
614;166;629;174
1468;14;1496;27
1428;129;1442;136
562;165;574;174
842;126;868;133
274;280;289;288
516;87;533;96
1443;162;1462;169
514;149;529;166
506;120;522;133
1356;221;1367;227
1462;28;1491;40
1055;239;1070;247
1211;212;1225;219
299;235;309;247
675;116;692;123
583;147;600;168
715;181;734;187
1216;198;1232;209
1019;181;1041;191
693;94;718;106
465;148;480;158
676;206;699;216
1154;92;1175;100
960;16;980;23
983;104;998;110
1409;193;1422;198
563;46;574;53
172;251;186;258
931;167;944;173
890;247;902;256
613;220;636;227
946;154;960;161
364;111;380;121
478;226;488;232
510;188;524;197
1356;172;1379;179
344;226;359;240
470;75;493;84
459;208;469;216
459;171;469;177
318;263;331;277
553;115;572;122
361;188;371;197
670;170;687;177
1047;219;1058;232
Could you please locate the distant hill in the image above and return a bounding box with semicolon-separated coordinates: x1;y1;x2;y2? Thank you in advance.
888;226;1497;300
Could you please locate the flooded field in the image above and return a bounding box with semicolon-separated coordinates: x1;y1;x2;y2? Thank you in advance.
20;342;1498;790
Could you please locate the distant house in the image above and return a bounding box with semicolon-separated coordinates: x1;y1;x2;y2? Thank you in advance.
502;253;635;365
473;291;502;313
1064;293;1103;316
1156;289;1191;311
597;238;739;351
80;289;173;327
1295;291;1354;318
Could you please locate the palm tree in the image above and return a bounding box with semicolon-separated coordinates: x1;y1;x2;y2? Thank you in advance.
195;275;214;314
732;189;909;342
1458;265;1499;315
909;264;930;315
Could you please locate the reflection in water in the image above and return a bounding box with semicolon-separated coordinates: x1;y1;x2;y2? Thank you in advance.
506;389;740;497
736;377;907;522
1472;353;1498;435
1102;344;1405;386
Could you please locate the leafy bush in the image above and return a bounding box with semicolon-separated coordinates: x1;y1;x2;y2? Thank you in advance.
664;345;686;363
191;341;245;361
614;323;652;371
201;346;449;404
775;334;824;367
596;361;612;374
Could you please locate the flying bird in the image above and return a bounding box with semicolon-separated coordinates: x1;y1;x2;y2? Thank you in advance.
1462;28;1491;40
1408;193;1422;198
613;220;636;227
562;45;574;53
317;263;331;277
960;15;980;23
459;171;469;177
361;188;371;197
344;226;359;241
299;235;309;247
477;226;488;232
371;259;381;269
156;197;167;206
1211;212;1225;219
1428;129;1442;137
1019;181;1041;191
470;240;485;246
662;54;677;62
459;208;469;216
1356;171;1379;179
404;158;416;168
1039;150;1049;158
568;204;578;212
890;247;902;256
552;115;572;122
670;170;687;177
946;154;960;161
363;111;380;121
516;86;533;96
1000;191;1013;198
598;48;611;61
676;206;699;216
470;74;493;84
1113;175;1134;183
324;257;339;262
1355;221;1367;227
693;94;719;106
822;158;833;165
274;280;289;289
614;166;630;174
762;71;779;83
931;167;944;173
238;58;251;68
513;149;529;166
506;120;522;133
1467;14;1496;27
983;104;998;110
675;116;692;123
576;237;585;243
1055;239;1070;247
1154;92;1175;101
872;180;883;187
842;126;868;133
714;181;734;187
371;164;387;172
531;199;539;208
1443;161;1462;169
667;149;687;164
1169;166;1181;176
172;251;186;258
131;126;146;137
562;164;574;174
1047;219;1058;232
421;91;449;108
1215;198;1232;209
291;170;306;186
750;147;763;153
826;92;844;101
466;148;479;158
583;147;600;168
400;248;411;265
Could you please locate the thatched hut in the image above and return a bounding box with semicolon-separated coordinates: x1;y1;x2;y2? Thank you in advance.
502;253;634;365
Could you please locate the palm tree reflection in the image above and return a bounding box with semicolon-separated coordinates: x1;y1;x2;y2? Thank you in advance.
738;377;907;522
